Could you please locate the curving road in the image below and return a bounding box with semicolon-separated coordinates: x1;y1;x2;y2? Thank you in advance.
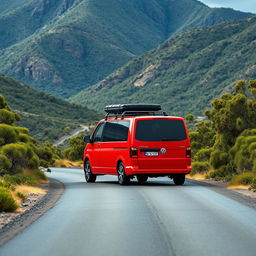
1;168;256;256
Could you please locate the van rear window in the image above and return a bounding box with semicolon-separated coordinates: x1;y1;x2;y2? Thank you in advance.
136;119;187;141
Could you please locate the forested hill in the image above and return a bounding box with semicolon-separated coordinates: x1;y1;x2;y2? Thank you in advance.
0;0;252;98
70;16;256;116
0;74;99;142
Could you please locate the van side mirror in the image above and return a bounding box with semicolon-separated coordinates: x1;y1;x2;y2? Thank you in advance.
83;135;92;143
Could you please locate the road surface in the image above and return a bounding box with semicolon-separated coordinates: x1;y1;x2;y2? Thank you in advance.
0;168;256;256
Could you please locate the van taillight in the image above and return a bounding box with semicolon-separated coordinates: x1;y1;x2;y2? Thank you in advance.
130;147;138;158
186;147;191;158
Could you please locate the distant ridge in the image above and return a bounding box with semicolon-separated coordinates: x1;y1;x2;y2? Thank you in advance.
70;16;256;116
0;0;252;98
0;74;99;142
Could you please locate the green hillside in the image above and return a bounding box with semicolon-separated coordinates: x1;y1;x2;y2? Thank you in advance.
0;0;31;15
70;16;256;116
0;0;251;98
0;74;99;142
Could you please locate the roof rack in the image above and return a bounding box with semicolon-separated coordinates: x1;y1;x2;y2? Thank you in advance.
104;104;168;120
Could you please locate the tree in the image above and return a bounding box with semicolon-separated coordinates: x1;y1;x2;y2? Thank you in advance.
189;80;256;179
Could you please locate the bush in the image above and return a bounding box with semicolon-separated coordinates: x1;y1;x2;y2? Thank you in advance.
16;192;27;201
230;172;255;186
210;149;229;170
249;179;256;192
0;153;11;171
0;187;18;212
64;134;85;161
34;170;47;180
3;174;38;186
194;148;212;162
0;124;18;146
191;161;209;174
230;130;256;172
1;143;39;173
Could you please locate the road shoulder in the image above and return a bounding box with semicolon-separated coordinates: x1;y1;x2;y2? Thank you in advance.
188;178;256;209
0;178;64;246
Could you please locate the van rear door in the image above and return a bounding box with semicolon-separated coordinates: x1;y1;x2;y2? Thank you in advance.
135;118;189;170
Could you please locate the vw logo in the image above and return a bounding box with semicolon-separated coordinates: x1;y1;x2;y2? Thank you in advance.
160;148;167;155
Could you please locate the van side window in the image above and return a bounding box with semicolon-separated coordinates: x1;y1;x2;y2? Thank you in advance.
92;122;105;142
102;121;130;142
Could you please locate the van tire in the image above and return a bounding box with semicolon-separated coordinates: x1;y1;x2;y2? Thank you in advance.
84;160;96;183
117;162;130;185
173;174;185;185
137;175;148;183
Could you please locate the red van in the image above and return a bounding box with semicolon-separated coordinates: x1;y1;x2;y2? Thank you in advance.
83;104;191;185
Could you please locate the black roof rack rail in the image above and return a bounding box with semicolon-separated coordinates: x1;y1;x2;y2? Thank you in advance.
104;104;168;119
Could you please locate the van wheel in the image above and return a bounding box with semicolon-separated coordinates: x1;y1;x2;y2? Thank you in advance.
84;160;96;183
173;174;185;185
137;175;148;183
117;162;130;185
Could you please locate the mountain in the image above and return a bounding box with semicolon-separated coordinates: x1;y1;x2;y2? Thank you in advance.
70;16;256;116
0;0;252;98
0;74;99;142
0;0;31;15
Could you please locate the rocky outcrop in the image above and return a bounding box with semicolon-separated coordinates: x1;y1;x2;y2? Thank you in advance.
12;57;63;85
133;64;160;87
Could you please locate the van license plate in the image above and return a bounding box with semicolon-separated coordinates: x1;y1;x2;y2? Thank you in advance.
145;152;158;156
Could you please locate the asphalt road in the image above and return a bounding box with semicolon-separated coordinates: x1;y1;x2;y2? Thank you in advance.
1;168;256;256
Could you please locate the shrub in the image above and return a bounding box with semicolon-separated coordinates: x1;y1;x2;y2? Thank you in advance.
64;134;85;161
34;170;47;180
191;161;209;174
0;187;18;212
194;148;212;162
3;174;38;186
249;179;256;192
230;130;256;172
16;192;27;201
0;124;18;146
1;143;39;173
210;149;229;170
0;109;19;125
0;153;11;171
230;172;255;186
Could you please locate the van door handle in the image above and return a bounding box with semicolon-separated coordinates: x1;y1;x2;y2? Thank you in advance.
97;144;100;148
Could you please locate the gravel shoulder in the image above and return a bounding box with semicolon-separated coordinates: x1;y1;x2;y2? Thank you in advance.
188;178;256;209
0;178;64;246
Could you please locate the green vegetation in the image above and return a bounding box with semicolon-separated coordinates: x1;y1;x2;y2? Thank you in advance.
3;174;39;186
0;187;18;212
0;0;251;98
0;0;31;15
63;134;85;161
0;94;57;212
230;172;255;186
16;191;27;201
0;74;99;142
71;16;256;115
189;80;256;190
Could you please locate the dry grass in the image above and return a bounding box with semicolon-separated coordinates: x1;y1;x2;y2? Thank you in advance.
22;169;48;183
53;159;83;168
228;185;250;190
187;172;207;180
15;185;46;195
10;185;46;212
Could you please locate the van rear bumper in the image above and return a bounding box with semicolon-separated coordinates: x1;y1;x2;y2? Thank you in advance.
125;165;192;175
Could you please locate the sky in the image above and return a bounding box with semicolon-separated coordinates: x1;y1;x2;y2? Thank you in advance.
199;0;256;13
